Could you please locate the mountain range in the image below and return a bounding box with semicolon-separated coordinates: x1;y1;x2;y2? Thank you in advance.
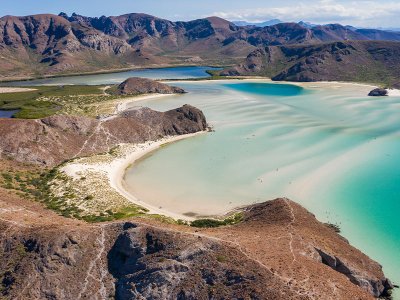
233;19;283;27
221;40;400;87
1;12;400;82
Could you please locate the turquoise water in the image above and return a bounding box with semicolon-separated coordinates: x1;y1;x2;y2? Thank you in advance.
2;66;219;86
4;65;398;295
123;80;400;293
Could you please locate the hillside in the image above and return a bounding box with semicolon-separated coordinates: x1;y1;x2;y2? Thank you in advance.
221;40;400;87
0;192;393;299
2;13;400;80
0;105;207;166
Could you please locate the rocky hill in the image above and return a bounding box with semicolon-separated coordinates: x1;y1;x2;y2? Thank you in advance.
0;104;207;166
112;77;185;95
221;40;400;87
2;13;400;80
0;194;393;299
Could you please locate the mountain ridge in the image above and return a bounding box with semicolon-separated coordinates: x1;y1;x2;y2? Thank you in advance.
1;12;400;81
220;40;400;87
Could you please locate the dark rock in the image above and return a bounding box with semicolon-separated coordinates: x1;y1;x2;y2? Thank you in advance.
123;222;137;230
368;88;388;96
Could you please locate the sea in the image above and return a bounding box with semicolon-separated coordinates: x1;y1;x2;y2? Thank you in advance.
7;66;400;296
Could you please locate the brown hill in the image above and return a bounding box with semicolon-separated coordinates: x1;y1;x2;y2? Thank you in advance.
221;40;400;87
0;195;393;299
113;77;185;95
0;104;207;166
2;13;400;80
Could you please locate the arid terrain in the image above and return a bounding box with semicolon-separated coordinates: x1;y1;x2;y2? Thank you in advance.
0;14;398;298
0;187;393;299
220;40;400;88
1;13;400;84
0;82;395;299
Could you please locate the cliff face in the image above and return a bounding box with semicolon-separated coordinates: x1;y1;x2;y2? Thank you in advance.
0;104;207;166
221;40;400;87
2;13;400;79
0;196;392;299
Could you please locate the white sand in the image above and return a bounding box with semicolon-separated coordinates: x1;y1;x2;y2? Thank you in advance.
114;93;175;113
0;87;37;93
62;133;204;221
387;89;400;97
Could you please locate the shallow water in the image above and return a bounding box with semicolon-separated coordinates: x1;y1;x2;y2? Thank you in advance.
2;66;219;86
124;80;400;292
0;109;19;118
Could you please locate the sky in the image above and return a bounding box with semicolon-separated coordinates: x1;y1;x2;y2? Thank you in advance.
1;0;400;28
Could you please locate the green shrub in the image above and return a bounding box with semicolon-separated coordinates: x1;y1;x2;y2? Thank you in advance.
190;213;243;228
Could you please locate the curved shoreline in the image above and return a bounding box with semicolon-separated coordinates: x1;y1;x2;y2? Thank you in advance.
110;133;206;221
61;132;206;221
62;79;400;223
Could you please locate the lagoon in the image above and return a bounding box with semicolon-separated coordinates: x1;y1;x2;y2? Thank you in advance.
6;66;399;295
1;66;218;86
123;79;400;292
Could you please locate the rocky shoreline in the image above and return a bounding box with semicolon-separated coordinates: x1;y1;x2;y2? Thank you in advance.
0;194;394;299
0;81;396;299
0;104;207;166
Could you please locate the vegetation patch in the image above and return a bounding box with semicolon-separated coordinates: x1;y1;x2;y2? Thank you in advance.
0;85;130;119
190;213;243;228
0;166;147;222
324;222;341;233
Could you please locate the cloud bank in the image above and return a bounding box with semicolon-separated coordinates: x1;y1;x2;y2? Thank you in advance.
213;0;400;28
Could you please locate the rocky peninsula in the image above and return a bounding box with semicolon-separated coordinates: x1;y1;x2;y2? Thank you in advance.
0;193;393;299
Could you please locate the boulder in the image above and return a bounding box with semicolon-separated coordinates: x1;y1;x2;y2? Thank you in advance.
368;88;388;96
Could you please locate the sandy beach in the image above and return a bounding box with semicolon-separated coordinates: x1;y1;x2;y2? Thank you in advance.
0;87;37;93
61;132;205;221
114;93;176;113
174;77;400;97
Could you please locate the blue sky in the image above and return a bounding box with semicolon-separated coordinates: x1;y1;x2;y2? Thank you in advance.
2;0;400;28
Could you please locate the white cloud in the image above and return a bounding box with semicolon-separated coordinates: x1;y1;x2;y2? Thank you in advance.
213;1;400;28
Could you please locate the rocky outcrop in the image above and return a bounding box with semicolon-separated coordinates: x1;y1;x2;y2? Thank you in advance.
368;88;388;96
114;77;185;95
0;104;207;166
107;224;296;299
0;197;393;299
315;248;393;298
206;199;394;299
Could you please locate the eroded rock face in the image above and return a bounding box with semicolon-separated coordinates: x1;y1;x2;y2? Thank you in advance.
0;105;207;166
114;77;186;95
315;248;393;298
0;197;394;300
107;225;295;300
368;88;388;96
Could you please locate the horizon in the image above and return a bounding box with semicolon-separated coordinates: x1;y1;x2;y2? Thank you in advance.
2;0;400;29
0;11;399;31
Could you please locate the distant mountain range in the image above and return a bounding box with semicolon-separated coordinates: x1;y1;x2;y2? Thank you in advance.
234;19;400;32
233;19;283;27
1;12;400;82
